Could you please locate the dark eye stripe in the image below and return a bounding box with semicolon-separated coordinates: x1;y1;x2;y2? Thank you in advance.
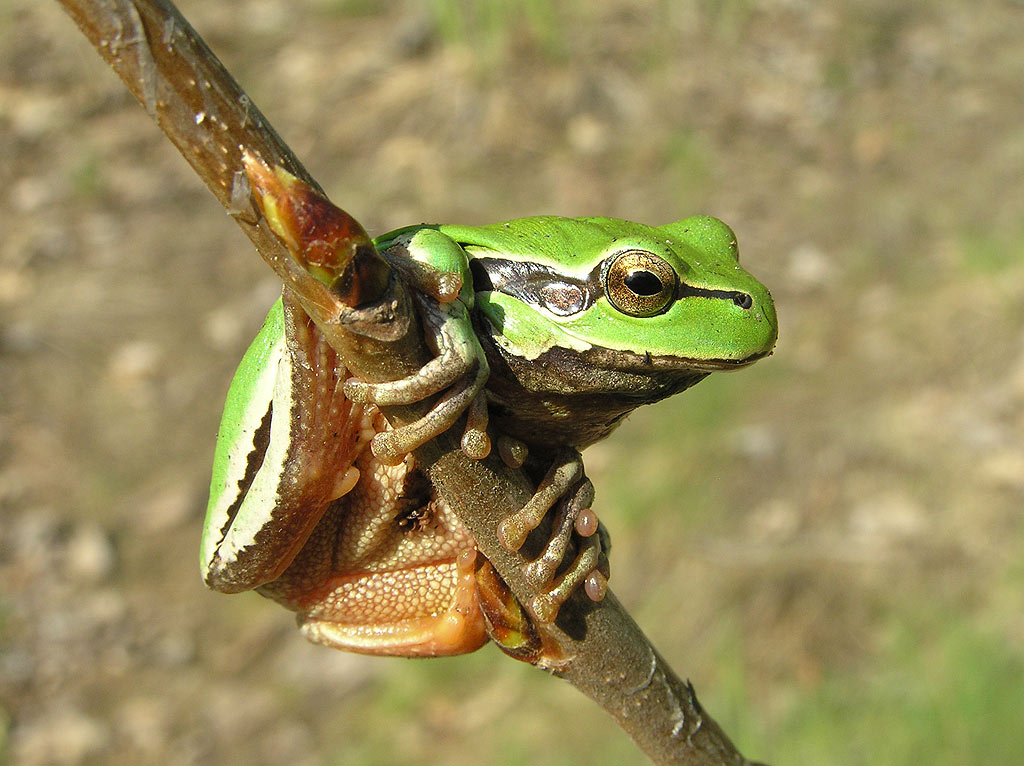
470;253;754;317
470;257;597;316
677;283;754;309
218;402;273;542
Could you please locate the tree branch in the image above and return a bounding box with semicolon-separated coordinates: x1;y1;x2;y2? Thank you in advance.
56;1;760;762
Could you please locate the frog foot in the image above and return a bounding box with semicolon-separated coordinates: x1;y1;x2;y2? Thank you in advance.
343;292;490;465
296;548;488;657
497;449;610;624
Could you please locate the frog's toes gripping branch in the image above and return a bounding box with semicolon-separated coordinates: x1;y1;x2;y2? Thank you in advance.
343;269;492;466
497;448;609;624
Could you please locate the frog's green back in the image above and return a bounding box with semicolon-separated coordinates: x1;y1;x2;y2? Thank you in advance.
435;216;663;274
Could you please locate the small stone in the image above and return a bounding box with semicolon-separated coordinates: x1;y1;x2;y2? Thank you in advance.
0;320;41;353
853;127;890;165
10;175;53;213
203;306;246;351
116;696;170;755
785;243;834;292
566;113;609;155
107;340;161;394
0;647;36;688
12;707;110;765
139;483;197;534
849;491;926;546
747;499;800;542
9;508;62;569
152;632;197;669
64;523;116;583
980;449;1024;491
0;269;31;305
732;423;780;461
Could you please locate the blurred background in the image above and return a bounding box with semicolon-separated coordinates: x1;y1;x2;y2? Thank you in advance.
3;1;1023;763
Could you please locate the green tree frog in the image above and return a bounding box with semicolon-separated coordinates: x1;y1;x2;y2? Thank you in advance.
201;176;777;660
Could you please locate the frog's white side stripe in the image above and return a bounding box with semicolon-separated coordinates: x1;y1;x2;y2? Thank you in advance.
210;343;297;569
200;333;286;571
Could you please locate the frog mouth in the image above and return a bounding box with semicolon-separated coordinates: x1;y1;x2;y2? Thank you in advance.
581;344;772;374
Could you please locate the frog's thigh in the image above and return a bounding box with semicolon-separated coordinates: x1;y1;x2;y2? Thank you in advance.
297;549;487;656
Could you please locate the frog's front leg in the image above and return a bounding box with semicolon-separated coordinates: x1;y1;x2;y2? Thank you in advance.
344;292;490;464
496;447;610;624
343;229;491;465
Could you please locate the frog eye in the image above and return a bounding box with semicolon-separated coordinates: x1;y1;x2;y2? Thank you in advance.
604;250;678;317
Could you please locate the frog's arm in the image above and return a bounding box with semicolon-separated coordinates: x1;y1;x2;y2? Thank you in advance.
249;167;491;468
344;228;491;465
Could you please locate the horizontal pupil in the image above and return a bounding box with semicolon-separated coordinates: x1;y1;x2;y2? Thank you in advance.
624;270;663;296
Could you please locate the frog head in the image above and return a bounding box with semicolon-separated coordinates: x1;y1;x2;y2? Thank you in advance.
438;215;778;446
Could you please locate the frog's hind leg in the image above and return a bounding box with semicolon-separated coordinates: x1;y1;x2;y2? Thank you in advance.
296;548;488;657
259;445;489;658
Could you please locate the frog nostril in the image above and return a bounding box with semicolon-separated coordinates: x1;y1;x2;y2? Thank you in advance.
733;293;753;310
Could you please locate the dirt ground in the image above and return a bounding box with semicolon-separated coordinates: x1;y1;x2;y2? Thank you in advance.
3;1;1024;764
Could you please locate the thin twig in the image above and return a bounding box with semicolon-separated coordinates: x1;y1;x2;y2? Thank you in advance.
56;1;760;762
